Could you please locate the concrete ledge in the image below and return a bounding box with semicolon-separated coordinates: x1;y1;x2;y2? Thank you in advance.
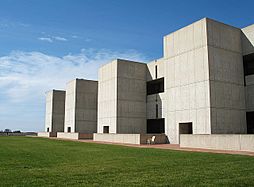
180;134;254;152
57;132;93;140
37;132;57;137
94;133;168;144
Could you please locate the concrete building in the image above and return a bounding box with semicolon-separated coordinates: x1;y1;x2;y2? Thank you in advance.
41;17;254;150
97;59;147;134
95;18;254;144
63;79;98;134
38;90;65;137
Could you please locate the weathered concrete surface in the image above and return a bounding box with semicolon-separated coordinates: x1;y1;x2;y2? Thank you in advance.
207;19;246;134
94;133;167;144
57;132;93;140
44;90;65;133
64;79;98;133
97;59;147;134
38;132;57;137
180;134;254;152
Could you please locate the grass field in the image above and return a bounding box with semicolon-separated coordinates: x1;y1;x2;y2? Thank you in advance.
0;137;254;186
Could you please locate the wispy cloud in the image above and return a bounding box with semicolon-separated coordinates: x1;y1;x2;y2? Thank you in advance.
38;37;53;43
0;49;147;131
53;36;67;41
38;36;68;42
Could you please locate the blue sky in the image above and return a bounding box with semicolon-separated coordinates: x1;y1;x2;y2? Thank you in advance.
0;0;253;131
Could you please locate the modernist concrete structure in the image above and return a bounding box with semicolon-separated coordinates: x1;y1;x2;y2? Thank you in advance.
41;90;66;137
95;18;254;144
97;59;147;134
41;18;254;149
64;79;98;134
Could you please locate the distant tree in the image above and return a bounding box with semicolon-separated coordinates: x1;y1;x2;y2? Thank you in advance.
13;130;21;133
4;129;12;135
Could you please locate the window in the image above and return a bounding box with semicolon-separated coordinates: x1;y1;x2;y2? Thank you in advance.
179;123;193;134
67;127;71;133
47;128;49;132
103;126;109;133
147;78;164;95
156;104;158;118
246;112;254;134
243;53;254;76
155;65;158;79
147;119;165;133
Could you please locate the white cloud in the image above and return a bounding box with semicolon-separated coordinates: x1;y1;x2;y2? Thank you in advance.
38;37;53;43
0;49;147;131
53;36;67;41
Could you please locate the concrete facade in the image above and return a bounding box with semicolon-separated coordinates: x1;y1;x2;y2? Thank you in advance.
180;134;254;152
94;133;167;144
64;79;98;133
97;59;147;134
96;18;253;144
42;17;254;148
44;90;65;133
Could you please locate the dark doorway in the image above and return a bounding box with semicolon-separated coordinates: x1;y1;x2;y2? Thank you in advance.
67;127;71;133
103;126;109;133
147;119;165;133
246;112;254;134
47;128;49;132
179;122;193;134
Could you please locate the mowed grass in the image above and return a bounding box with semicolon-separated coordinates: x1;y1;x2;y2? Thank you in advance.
0;137;254;187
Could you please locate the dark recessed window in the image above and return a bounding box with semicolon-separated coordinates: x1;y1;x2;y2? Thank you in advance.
147;119;165;133
156;104;158;119
147;78;164;95
155;65;158;79
47;128;49;132
103;126;109;133
243;53;254;76
179;122;193;134
67;127;71;133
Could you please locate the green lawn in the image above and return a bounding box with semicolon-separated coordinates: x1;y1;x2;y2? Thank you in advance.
0;137;254;187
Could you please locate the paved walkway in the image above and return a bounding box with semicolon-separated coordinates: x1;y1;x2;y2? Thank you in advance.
45;137;254;157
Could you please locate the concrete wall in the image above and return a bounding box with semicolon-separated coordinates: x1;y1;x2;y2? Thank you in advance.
64;79;98;133
57;132;79;139
242;24;254;56
57;132;93;140
180;134;254;152
38;132;57;137
117;59;147;133
97;59;147;134
163;18;211;144
97;60;118;133
206;19;246;134
94;133;167;144
44;90;65;133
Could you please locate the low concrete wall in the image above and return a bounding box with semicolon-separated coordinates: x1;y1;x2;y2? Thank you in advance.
94;133;168;144
57;132;93;140
38;132;57;137
94;134;140;144
180;134;254;152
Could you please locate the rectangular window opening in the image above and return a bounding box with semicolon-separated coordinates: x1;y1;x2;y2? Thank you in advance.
246;112;254;134
67;127;71;133
155;65;158;79
147;77;164;95
103;126;109;133
179;122;193;134
147;119;165;134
